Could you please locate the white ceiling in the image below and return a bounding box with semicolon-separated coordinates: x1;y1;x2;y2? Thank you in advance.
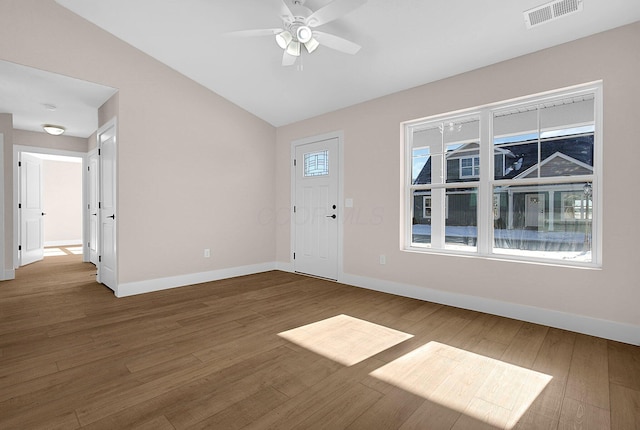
52;0;640;127
3;1;639;135
0;60;117;138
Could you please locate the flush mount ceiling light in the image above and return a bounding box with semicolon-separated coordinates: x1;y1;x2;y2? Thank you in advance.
42;124;65;136
225;0;366;66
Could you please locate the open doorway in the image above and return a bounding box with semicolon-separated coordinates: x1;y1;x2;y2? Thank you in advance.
0;59;117;286
14;147;87;268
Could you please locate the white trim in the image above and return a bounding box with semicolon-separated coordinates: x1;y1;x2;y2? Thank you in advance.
96;117;118;290
276;261;295;273
84;147;98;263
0;134;4;280
290;130;344;281
340;272;640;346
112;264;639;345
422;195;431;220
13;145;87;269
116;262;277;297
44;240;83;247
459;155;480;179
403;82;602;268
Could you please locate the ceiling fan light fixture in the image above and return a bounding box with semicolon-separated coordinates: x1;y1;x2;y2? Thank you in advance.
286;40;301;56
275;30;293;49
42;124;65;136
296;25;313;43
304;37;320;53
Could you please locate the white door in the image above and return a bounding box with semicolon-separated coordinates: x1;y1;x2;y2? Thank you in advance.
98;122;117;291
294;137;339;279
88;150;99;265
525;193;545;228
19;153;44;266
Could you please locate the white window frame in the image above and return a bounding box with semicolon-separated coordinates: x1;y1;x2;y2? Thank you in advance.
303;150;329;177
423;196;431;219
459;156;480;178
560;191;592;221
402;82;602;268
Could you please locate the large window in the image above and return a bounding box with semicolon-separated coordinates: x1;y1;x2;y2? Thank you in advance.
405;83;601;266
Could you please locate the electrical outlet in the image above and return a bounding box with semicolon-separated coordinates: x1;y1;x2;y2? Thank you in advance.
204;248;211;258
379;254;386;265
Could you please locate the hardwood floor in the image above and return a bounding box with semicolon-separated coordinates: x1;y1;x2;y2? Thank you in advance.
1;253;639;429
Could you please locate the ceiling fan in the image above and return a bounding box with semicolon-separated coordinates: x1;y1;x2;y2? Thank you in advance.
225;0;366;66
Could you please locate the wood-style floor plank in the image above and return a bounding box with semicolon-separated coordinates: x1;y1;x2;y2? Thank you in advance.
609;382;640;430
1;251;639;429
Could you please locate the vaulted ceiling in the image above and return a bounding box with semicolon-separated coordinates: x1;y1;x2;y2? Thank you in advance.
54;0;640;126
2;0;639;137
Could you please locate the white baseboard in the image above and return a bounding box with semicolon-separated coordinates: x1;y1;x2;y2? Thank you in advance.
2;269;15;280
113;261;639;345
116;262;277;298
275;262;294;273
44;240;82;247
340;273;640;346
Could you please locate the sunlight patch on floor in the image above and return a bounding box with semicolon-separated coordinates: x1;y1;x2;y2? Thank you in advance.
370;341;552;429
44;248;67;256
278;314;414;366
44;246;83;256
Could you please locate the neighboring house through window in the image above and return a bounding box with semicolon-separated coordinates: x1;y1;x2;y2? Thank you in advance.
405;82;601;266
460;156;480;178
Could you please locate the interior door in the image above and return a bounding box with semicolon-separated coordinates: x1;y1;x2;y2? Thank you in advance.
20;153;44;266
98;122;117;291
88;150;99;265
294;137;339;280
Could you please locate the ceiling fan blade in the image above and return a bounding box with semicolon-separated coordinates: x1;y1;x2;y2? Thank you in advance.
280;0;295;21
313;31;361;54
306;0;367;27
223;28;283;38
282;51;297;66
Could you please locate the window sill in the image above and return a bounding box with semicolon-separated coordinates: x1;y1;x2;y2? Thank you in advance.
403;246;601;270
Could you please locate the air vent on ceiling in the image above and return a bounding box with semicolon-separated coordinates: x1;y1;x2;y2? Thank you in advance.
524;0;583;29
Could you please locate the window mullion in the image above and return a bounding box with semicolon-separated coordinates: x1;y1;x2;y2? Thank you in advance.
477;109;492;255
432;131;446;248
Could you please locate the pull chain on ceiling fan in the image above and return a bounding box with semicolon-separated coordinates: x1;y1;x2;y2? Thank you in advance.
224;0;366;66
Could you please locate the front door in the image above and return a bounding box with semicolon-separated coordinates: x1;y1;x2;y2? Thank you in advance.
294;137;339;280
98;121;117;291
525;193;545;228
19;153;44;266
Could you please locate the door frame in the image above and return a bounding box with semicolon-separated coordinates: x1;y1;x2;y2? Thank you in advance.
290;131;344;281
13;145;88;269
96;117;117;291
87;147;99;265
0;134;4;279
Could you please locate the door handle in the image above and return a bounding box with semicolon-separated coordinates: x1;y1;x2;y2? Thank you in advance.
92;213;97;216
41;212;46;216
107;214;115;219
326;214;336;219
